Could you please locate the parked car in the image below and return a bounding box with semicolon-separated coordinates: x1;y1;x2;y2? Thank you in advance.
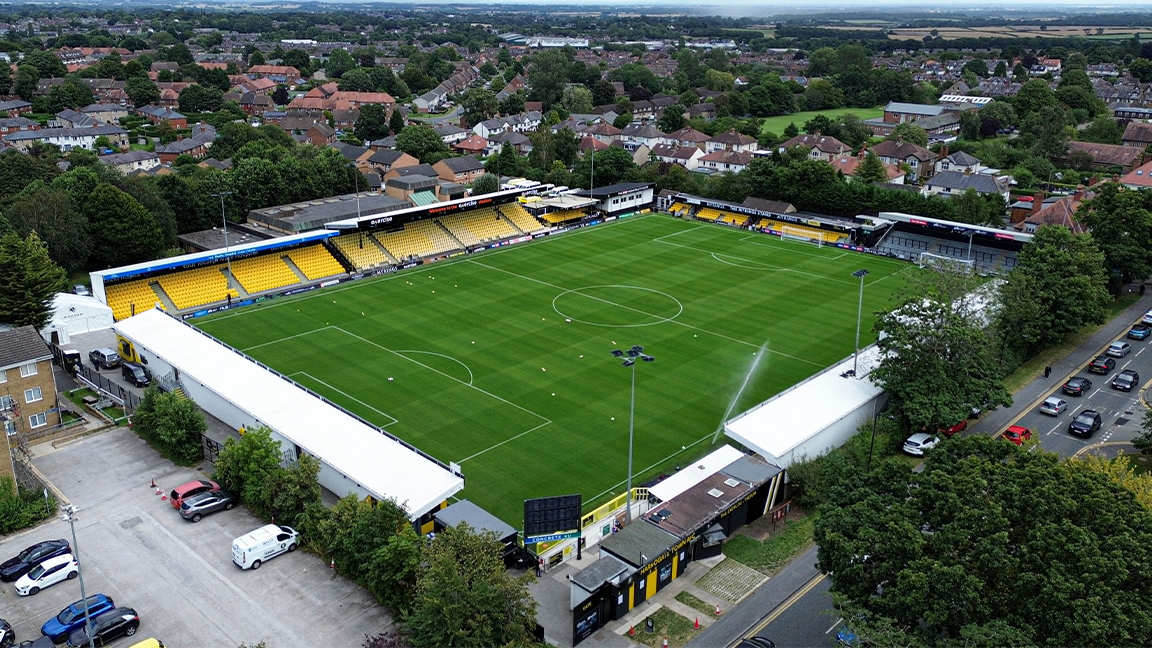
1143;309;1152;325
1088;355;1115;374
902;433;940;457
179;490;236;523
1062;377;1093;396
72;285;90;298
1003;425;1033;445
19;637;54;648
126;639;164;648
939;420;967;437
1069;410;1103;438
65;608;140;647
41;594;116;644
87;348;121;370
736;638;776;648
169;479;220;510
0;540;70;582
1129;324;1152;340
1039;396;1067;416
1;618;13;648
232;524;299;570
121;362;150;388
1108;341;1132;357
14;554;77;596
1112;369;1140;392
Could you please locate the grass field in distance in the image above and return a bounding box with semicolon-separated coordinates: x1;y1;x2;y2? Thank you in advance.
759;106;884;138
196;215;911;525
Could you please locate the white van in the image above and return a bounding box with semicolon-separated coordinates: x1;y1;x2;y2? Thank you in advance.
232;524;299;570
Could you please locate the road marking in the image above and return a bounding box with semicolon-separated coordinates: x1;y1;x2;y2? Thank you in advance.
735;572;829;648
1048;422;1063;435
826;618;844;635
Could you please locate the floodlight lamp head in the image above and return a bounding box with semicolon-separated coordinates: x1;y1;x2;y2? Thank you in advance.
626;349;640;357
622;358;636;367
852;269;870;279
611;349;624;358
630;345;644;353
641;355;654;362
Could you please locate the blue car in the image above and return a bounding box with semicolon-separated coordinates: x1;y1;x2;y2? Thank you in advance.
41;594;115;644
1128;324;1151;340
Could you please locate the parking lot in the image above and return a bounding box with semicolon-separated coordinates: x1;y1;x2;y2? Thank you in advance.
0;428;392;647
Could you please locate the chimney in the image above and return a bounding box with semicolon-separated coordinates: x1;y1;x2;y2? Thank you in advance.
940;145;949;160
1031;192;1044;216
1088;175;1098;186
1075;184;1086;200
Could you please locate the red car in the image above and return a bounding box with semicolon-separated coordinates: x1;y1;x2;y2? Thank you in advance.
170;479;221;510
940;420;968;437
1003;425;1033;446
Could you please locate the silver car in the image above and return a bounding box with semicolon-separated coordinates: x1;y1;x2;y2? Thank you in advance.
1039;396;1067;416
1107;341;1132;357
902;433;940;456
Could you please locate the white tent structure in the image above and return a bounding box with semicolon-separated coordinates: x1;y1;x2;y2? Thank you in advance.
40;292;114;345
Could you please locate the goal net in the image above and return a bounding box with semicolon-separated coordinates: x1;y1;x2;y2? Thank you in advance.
918;252;975;273
780;225;823;247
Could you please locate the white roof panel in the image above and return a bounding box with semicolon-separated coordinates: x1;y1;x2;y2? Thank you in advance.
648;445;744;502
114;310;464;519
725;346;884;463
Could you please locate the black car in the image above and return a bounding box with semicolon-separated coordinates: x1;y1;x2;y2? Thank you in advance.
1062;376;1093;396
1130;324;1152;340
1088;355;1115;374
0;540;70;582
737;638;776;648
121;362;150;388
1113;369;1140;392
17;638;53;648
1069;410;1103;438
1;618;13;648
179;490;236;523
65;608;139;647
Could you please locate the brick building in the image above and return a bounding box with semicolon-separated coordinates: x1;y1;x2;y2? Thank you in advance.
1;327;60;489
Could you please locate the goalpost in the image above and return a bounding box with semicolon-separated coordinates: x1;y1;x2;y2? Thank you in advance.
918;251;975;273
779;225;823;247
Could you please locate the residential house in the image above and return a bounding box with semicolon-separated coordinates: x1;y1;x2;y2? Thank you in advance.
99;149;161;174
2;125;128;152
433;123;469;145
367;149;419;177
472;111;543;139
303;122;336;147
386;163;439;183
613;141;652;167
778;133;851;162
487;131;532;156
882;101;945;124
924;170;1010;201
830;153;905;184
332;142;375;171
1013;191;1090;234
233;77;277;95
237;92;274;116
650;143;706;171
81;103;128;123
0;117;39;135
909;112;960;136
697;150;754;174
1122;122;1152;149
935;150;984;175
705;129;758;154
81;79;128;105
688;103;716;121
153;122;215;163
0;326;61;451
330;109;359;131
869;139;937;182
433;155;486;184
54;109;101;128
247;65;301;83
0;100;32;117
453;134;489;155
137;105;188;129
665;127;711;150
620;124;668;149
1120;159;1152;190
582;121;622;144
1065;141;1144;171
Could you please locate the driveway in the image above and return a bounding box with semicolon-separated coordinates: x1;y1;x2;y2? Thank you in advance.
0;428;391;647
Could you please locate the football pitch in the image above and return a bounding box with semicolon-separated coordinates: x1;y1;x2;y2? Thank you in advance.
195;215;912;525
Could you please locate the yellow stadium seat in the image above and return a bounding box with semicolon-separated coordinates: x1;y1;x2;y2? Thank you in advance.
498;203;545;233
105;279;163;321
154;265;237;311
375;220;461;261
331;233;390;270
696;208;721;222
229;254;300;295
287;245;346;281
438;208;519;246
540;209;585;224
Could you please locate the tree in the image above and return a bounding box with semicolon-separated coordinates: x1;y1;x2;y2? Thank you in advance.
962;58;989;79
871;271;1011;431
498;92;524;117
1081;114;1123;145
248;49;265;67
472;172;498;195
993;60;1008;77
574;146;637;188
407;523;537;648
131;386;207;464
14;65;38;102
854;154;889;184
395;124;447;162
283;50;310;75
326;49;356;79
995;225;1110;358
656;105;686;134
0;64;11;96
45;79;94;113
1076;183;1152;294
887;122;928;148
83;183;165;268
126;77;160;108
527;50;569;111
816;435;1152;647
388;109;406;138
958;110;981;140
272;85;289;106
1131;58;1152;83
703;69;735;92
1014;78;1058;118
0;231;65;329
213;426;283;504
354;104;389;142
255;453;322;524
561;85;593;114
981;101;1018;130
366;525;423;617
553;127;579;166
459;88;498;127
178;84;224;113
589;79;617;107
3;186;89;271
338;69;373;92
24;50;66;78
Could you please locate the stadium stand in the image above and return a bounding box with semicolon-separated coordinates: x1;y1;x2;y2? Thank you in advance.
717;212;748;227
375;219;461;261
286;245;346;281
668;202;691;215
438;208;519;246
540;209;586;224
874;231;1018;272
105;278;163;321
761;219;847;244
330;232;391;270
229;254;301;295
155;265;236;310
498;203;546;234
695;207;722;222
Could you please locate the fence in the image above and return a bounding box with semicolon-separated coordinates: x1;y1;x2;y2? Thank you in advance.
202;435;223;463
50;342;143;415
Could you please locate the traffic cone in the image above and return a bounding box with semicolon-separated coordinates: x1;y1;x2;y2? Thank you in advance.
662;637;668;648
694;617;699;629
150;478;156;489
330;559;335;569
628;626;635;638
155;486;162;495
714;603;721;616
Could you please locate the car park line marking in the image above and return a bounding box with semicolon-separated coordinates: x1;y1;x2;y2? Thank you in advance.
1048;422;1063;435
826;618;844;635
1089;388;1102;399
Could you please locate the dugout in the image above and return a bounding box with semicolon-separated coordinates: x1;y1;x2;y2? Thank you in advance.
572;182;654;217
433;499;519;565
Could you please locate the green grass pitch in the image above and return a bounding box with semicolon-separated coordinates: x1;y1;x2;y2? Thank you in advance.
195;215;911;526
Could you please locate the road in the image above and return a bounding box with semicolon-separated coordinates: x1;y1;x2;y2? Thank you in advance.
744;576;837;648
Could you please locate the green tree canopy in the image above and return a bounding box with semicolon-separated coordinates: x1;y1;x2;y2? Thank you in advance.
395;124;448;162
125;77;160;108
887;122;928;148
854;154;889;184
472;172;498;195
0;230;66;329
354;103;390;142
1075;183;1152;294
213;426;283;504
131;386;207;464
83;182;166;268
3;186;89;271
459;88;498;128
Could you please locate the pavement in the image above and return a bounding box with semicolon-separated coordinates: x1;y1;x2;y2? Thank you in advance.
0;427;392;647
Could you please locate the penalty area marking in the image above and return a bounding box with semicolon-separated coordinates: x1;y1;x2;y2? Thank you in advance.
289;370;399;427
394;350;474;385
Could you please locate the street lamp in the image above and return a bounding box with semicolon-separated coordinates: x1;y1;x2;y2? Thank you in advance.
611;345;654;524
852;269;869;378
211;191;234;281
60;505;95;648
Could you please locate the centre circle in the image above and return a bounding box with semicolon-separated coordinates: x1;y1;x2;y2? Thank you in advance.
552;285;684;328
